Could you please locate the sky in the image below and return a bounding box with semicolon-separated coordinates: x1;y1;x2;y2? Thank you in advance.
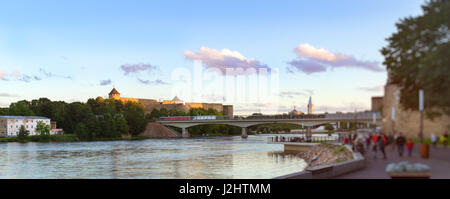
0;0;426;114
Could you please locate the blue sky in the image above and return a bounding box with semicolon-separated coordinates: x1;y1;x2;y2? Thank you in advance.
0;0;425;114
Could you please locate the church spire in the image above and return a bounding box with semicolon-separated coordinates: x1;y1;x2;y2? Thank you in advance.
307;96;313;114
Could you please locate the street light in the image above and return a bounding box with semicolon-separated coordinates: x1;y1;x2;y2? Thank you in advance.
419;89;424;144
392;106;395;135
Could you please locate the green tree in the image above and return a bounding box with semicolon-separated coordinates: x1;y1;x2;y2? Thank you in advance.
116;115;129;136
0;107;9;115
17;125;29;142
100;113;118;138
381;0;450;116
30;98;53;118
123;102;147;135
9;100;34;116
36;121;51;142
74;123;88;140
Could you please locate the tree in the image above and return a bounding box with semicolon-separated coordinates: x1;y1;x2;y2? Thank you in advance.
30;98;53;118
0;107;9;115
123;102;146;135
17;125;29;142
74;123;88;140
324;123;334;135
116;115;129;136
36;121;51;142
100;113;118;138
381;0;450;116
9;100;34;116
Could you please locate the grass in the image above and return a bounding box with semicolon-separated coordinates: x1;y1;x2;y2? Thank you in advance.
333;145;348;155
0;134;78;143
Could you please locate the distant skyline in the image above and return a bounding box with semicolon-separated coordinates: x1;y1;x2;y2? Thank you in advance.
0;0;426;114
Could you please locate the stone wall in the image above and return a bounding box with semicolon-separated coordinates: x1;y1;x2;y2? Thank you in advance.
115;96;232;115
382;84;450;138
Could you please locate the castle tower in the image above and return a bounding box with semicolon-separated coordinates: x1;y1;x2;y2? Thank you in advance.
109;87;121;99
307;96;313;114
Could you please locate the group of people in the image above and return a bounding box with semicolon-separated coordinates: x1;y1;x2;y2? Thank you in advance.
343;132;416;159
343;131;449;159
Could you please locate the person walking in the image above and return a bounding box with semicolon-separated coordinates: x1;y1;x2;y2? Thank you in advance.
396;133;406;157
372;133;378;159
431;134;437;148
378;133;387;159
388;134;395;151
406;140;414;157
365;134;371;152
355;138;365;156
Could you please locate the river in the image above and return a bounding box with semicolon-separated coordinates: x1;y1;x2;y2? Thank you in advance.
0;135;307;179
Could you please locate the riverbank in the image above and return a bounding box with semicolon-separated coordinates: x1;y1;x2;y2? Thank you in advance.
296;144;354;168
0;134;150;143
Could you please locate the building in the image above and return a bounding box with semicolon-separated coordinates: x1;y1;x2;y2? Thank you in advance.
107;88;233;115
289;106;304;116
382;77;450;138
371;96;383;112
307;96;314;114
0;116;51;137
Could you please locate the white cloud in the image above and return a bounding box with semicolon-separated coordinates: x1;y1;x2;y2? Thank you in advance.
184;46;270;75
295;44;338;62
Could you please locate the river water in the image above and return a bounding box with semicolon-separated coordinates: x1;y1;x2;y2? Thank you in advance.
0;135;307;179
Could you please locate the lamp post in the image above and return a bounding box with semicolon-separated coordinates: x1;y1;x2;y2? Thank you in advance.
391;107;395;136
419;89;429;159
419;89;424;144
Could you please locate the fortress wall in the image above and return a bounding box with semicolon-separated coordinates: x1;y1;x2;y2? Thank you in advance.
138;99;161;113
201;103;224;112
185;102;203;109
382;84;450;138
111;92;225;115
119;97;139;103
223;105;234;116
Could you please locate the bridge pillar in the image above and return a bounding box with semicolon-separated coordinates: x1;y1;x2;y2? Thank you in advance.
182;127;190;138
306;127;312;142
241;127;248;138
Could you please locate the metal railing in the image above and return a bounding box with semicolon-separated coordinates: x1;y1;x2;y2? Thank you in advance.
159;112;381;122
268;135;339;143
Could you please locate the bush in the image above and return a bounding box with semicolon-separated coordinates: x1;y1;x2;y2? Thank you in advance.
17;125;29;142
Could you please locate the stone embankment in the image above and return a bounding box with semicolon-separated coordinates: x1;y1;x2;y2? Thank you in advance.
297;144;354;168
139;122;180;138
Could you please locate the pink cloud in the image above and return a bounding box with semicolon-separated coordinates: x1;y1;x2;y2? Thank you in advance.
184;46;270;75
288;43;384;74
0;69;20;80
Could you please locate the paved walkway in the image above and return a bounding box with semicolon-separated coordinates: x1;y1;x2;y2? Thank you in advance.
335;144;450;179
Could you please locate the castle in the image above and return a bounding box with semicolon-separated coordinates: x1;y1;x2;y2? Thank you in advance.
108;88;233;116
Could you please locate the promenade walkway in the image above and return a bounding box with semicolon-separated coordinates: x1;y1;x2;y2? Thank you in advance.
335;145;450;179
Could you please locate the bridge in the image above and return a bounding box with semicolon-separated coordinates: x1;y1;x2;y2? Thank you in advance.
157;112;382;138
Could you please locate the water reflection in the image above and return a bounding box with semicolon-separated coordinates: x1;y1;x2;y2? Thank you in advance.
0;135;307;179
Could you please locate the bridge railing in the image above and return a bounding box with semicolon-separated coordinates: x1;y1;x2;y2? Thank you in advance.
158;112;381;122
268;135;339;143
